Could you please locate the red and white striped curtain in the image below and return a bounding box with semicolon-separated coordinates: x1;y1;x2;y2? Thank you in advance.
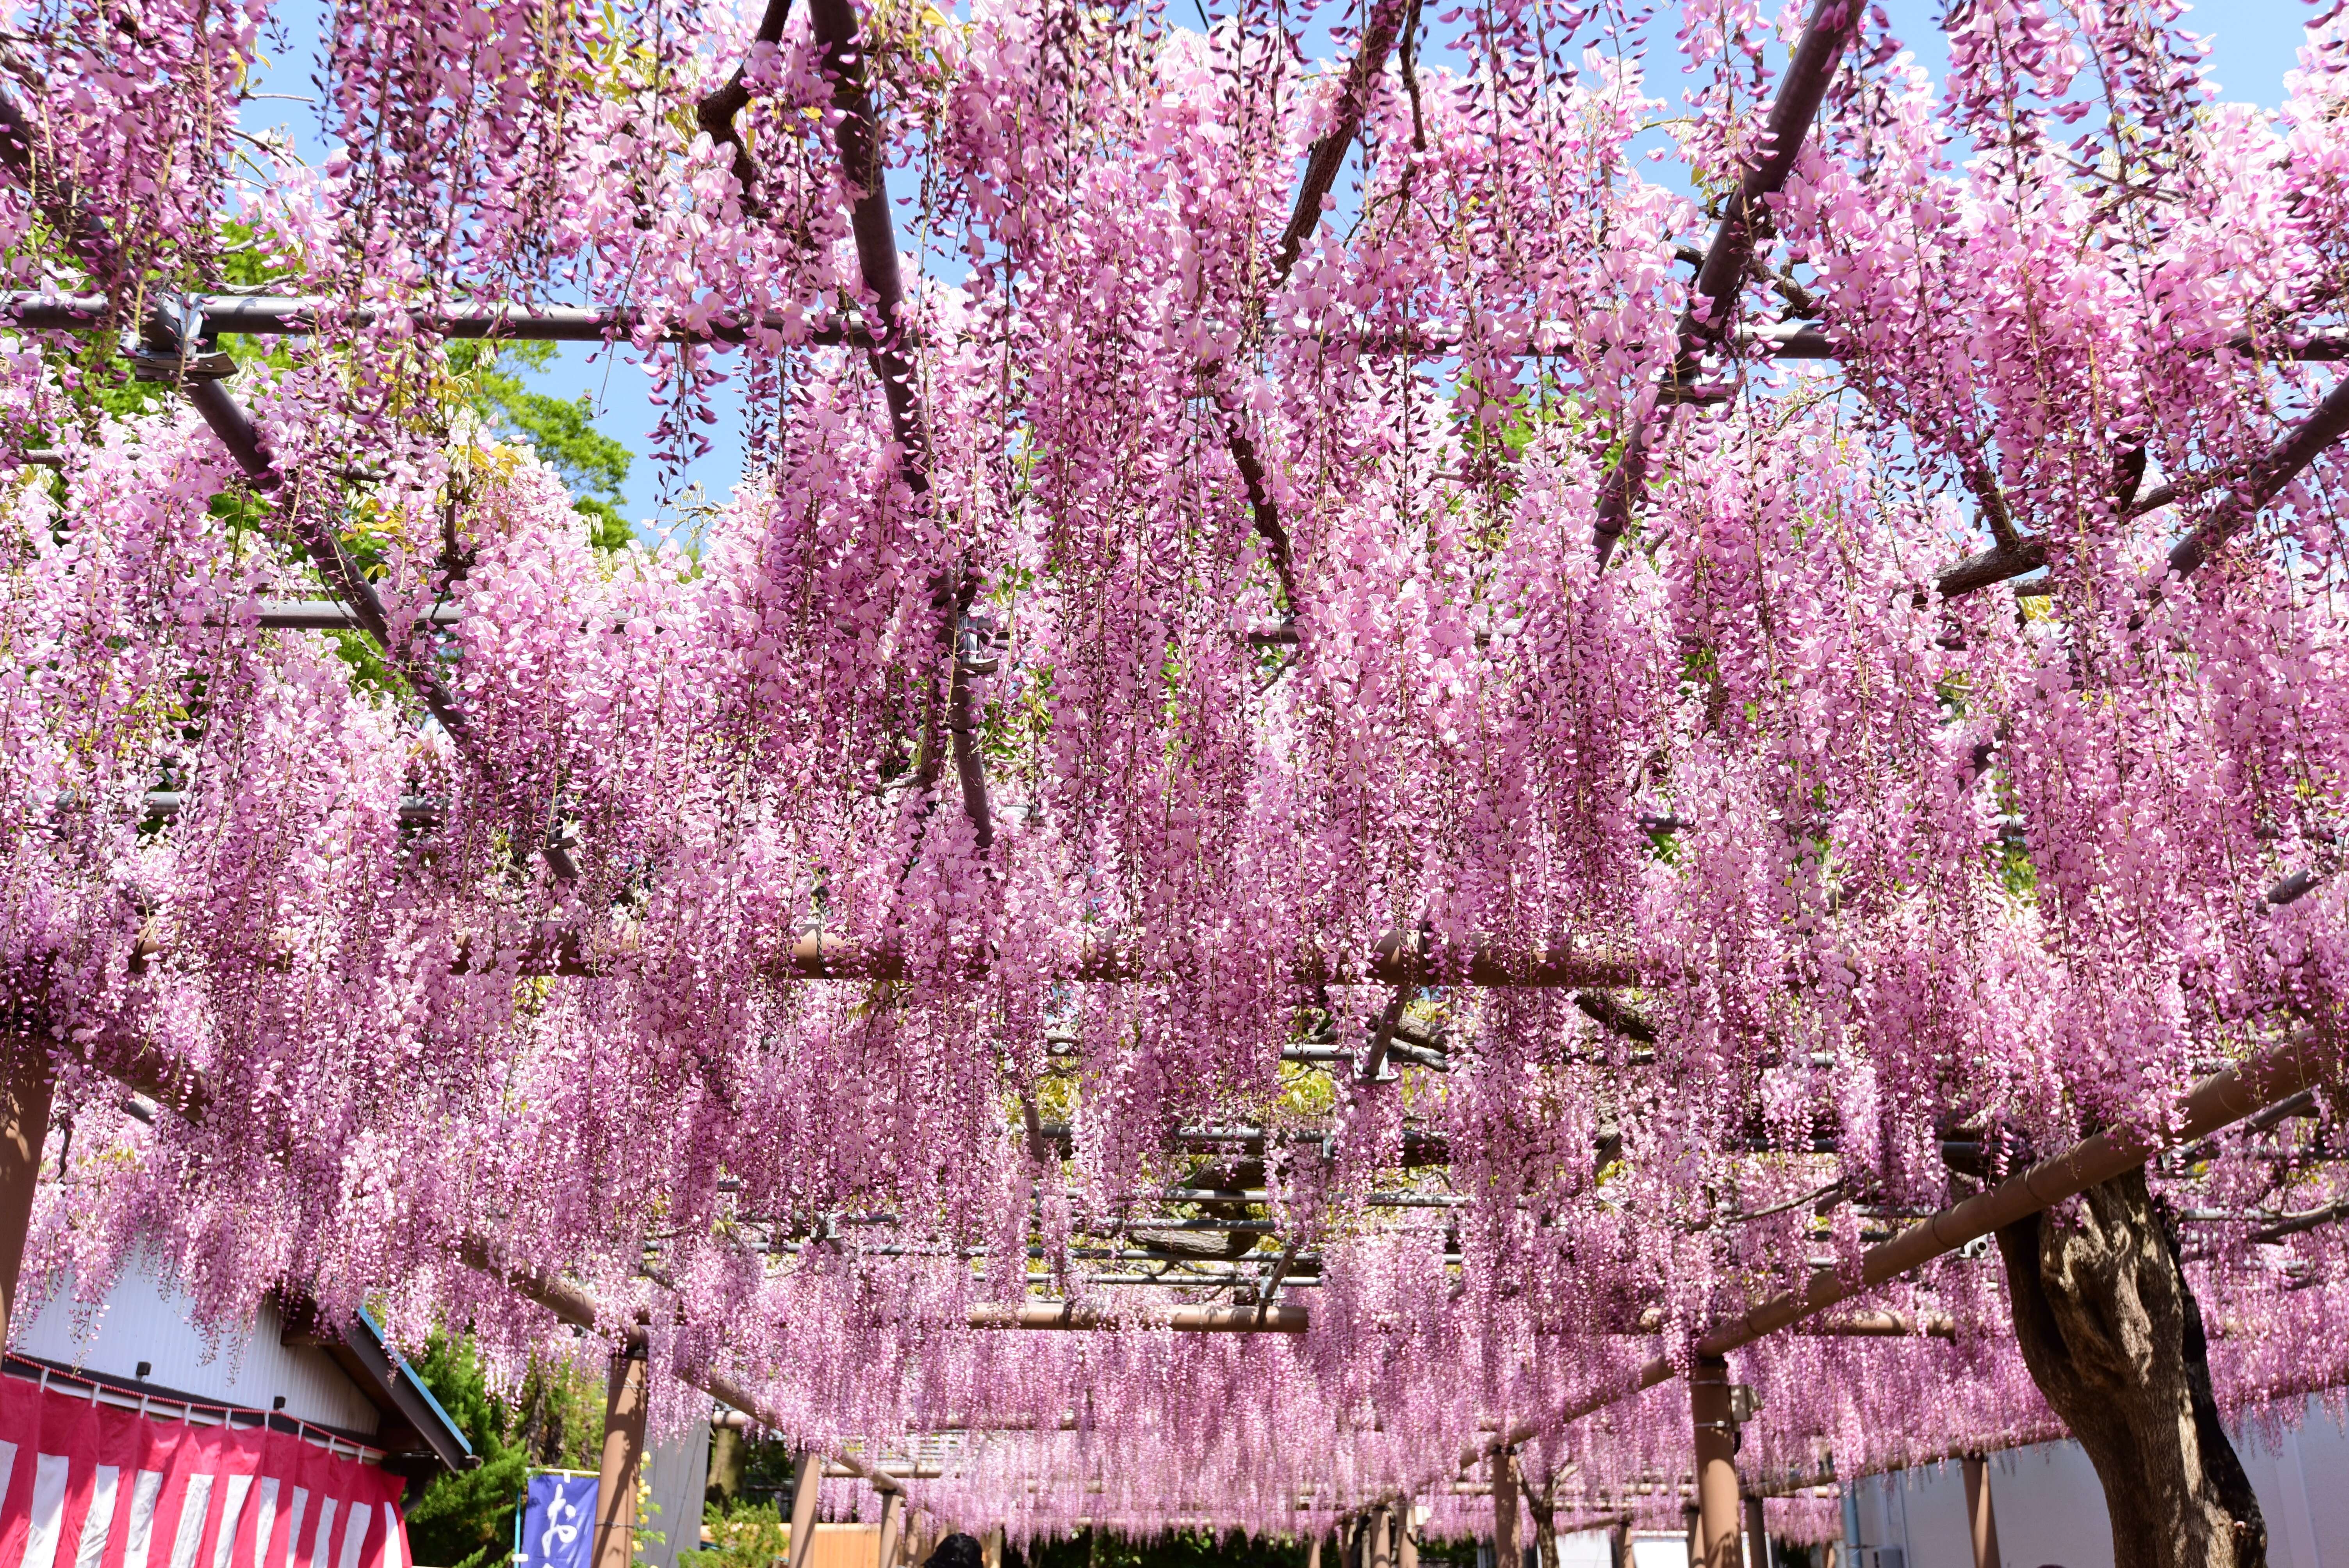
0;1380;410;1568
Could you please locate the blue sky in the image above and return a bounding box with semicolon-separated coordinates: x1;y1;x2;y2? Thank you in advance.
236;0;2324;538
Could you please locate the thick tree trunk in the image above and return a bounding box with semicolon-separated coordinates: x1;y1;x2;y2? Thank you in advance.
1995;1167;2265;1568
1524;1475;1558;1568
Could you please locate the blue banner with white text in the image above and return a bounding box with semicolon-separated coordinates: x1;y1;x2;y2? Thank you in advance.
517;1472;599;1568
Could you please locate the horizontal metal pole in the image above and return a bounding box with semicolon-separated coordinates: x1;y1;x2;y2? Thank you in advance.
0;292;870;348
253;599;460;630
968;1302;1310;1332
143;790;440;826
119;924;1640;989
11;294;2347;371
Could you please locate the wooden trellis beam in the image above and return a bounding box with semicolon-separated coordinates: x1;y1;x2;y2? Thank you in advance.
1420;1024;2338;1496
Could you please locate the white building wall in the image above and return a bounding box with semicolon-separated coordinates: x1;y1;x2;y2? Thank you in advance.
1848;1397;2349;1568
9;1253;382;1434
1557;1531;1617;1568
637;1421;711;1568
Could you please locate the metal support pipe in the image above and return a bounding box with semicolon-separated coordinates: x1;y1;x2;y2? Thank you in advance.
0;1038;53;1349
1961;1456;2000;1568
592;1347;649;1568
1690;1356;1740;1568
789;1451;823;1568
968;1302;1309;1332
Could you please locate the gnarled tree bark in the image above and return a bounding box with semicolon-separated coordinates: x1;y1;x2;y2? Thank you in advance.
1995;1167;2265;1568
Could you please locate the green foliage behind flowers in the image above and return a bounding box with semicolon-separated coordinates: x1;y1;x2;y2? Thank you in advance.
679;1500;789;1568
451;341;636;550
1016;1530;1312;1568
404;1334;607;1568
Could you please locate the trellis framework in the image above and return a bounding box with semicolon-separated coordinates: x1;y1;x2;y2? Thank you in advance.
4;0;2349;1563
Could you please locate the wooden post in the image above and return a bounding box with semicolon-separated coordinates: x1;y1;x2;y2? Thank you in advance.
0;1039;54;1349
789;1451;822;1568
1493;1451;1520;1568
1690;1354;1741;1568
1962;1456;2001;1568
1398;1504;1418;1568
592;1347;649;1568
982;1530;1002;1568
877;1490;905;1568
1369;1504;1395;1568
1741;1495;1769;1568
1306;1534;1322;1568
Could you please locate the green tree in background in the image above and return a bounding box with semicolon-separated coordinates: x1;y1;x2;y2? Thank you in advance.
1015;1531;1312;1568
453;341;636;550
678;1500;788;1568
405;1334;608;1568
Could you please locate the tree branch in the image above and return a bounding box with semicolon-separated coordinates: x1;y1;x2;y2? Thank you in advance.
1593;0;1861;569
807;0;931;493
694;0;797;214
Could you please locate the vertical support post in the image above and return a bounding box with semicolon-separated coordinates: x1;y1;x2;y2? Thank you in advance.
1398;1504;1418;1568
1962;1456;2001;1568
0;1039;54;1349
1741;1495;1769;1568
982;1530;1002;1568
877;1490;905;1568
788;1452;823;1568
1369;1504;1395;1568
592;1344;650;1568
1493;1452;1520;1568
1306;1534;1322;1568
1690;1354;1741;1568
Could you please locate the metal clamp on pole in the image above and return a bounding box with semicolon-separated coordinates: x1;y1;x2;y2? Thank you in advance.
122;297;236;383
